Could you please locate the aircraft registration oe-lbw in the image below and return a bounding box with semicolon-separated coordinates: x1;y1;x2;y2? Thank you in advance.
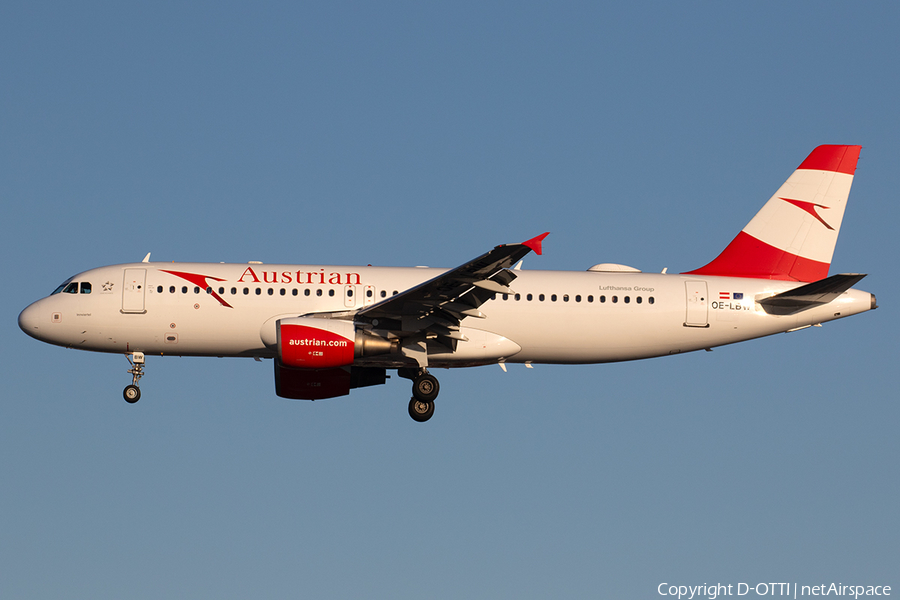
19;145;876;422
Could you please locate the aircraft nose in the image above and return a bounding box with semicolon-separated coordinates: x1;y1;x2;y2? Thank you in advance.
18;301;44;340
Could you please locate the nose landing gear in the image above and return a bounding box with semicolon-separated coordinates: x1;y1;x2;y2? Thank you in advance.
124;352;145;404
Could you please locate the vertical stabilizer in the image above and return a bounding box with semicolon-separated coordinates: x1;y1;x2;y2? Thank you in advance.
685;145;861;282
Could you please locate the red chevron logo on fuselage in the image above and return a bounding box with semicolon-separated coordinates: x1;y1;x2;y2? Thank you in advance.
160;270;233;308
780;198;834;230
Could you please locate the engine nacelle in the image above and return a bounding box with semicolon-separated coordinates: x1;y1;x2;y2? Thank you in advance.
275;363;387;400
276;317;394;369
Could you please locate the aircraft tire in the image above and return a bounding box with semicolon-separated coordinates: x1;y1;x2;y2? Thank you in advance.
408;397;435;422
123;385;141;403
412;373;439;402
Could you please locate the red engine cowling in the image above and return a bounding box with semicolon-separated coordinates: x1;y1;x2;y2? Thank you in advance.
275;363;387;400
278;318;356;368
276;317;394;369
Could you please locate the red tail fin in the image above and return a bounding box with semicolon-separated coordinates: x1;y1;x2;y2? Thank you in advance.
685;145;861;282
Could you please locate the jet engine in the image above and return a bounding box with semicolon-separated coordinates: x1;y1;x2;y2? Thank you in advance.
275;363;387;400
276;317;395;369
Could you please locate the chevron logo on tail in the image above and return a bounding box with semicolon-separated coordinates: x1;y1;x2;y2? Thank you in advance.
781;198;834;230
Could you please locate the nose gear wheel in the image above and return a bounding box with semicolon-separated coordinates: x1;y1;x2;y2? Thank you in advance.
123;352;145;404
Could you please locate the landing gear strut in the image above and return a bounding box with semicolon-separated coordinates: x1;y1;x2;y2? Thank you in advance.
124;352;145;404
399;368;440;422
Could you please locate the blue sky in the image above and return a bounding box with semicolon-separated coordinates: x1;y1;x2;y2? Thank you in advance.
1;2;897;598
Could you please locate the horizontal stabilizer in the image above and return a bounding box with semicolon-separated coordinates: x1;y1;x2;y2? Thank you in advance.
758;273;866;315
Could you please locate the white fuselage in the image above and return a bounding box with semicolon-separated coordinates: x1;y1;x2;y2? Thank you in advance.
18;262;875;367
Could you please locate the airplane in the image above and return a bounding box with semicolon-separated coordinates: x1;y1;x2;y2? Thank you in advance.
18;145;876;422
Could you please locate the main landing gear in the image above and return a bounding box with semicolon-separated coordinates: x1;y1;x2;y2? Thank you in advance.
400;368;440;422
408;398;435;422
123;352;145;404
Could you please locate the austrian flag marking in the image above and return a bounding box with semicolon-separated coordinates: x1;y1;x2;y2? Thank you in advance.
719;292;744;300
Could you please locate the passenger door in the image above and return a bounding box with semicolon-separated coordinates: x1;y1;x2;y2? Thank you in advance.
122;269;147;313
684;281;708;327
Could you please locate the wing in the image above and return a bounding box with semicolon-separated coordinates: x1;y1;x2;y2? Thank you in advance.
355;233;549;354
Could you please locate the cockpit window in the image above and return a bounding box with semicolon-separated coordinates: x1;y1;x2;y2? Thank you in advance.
50;278;91;295
51;278;74;295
